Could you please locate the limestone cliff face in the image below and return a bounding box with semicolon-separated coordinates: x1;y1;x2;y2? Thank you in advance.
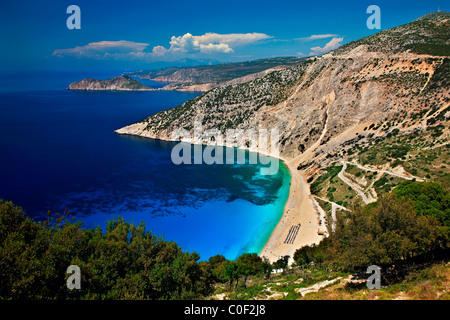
116;12;450;170
68;75;153;91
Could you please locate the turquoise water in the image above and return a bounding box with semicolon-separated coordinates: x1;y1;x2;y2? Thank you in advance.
80;160;291;260
0;71;291;261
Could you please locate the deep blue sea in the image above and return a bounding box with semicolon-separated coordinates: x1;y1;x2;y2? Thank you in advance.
0;71;290;261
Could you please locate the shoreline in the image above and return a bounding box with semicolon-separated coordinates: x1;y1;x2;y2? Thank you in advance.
259;157;323;263
115;129;323;263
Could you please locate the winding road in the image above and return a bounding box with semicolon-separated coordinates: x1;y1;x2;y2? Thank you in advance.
337;160;423;205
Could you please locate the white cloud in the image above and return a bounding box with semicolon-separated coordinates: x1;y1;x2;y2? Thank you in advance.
169;33;198;53
52;40;149;58
165;32;270;55
52;32;272;61
297;34;339;41
151;45;168;56
199;43;233;54
194;32;272;46
309;37;344;56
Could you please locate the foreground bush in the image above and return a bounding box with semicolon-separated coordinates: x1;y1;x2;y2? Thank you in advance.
294;181;450;272
0;201;213;300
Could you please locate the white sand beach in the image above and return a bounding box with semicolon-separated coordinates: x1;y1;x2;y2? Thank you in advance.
259;156;323;263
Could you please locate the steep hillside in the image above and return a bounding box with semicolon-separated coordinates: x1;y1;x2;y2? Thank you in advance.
117;61;308;138
333;11;450;56
116;12;449;165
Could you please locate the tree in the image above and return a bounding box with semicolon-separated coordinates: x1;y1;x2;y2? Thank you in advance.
236;253;262;287
328;192;442;271
394;181;450;231
224;261;239;291
261;257;273;279
294;245;314;266
274;255;290;273
207;254;228;282
0;200;213;300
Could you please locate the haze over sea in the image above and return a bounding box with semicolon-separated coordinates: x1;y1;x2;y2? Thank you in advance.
0;71;291;260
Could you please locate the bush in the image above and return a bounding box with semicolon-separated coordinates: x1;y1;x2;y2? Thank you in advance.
0;201;212;300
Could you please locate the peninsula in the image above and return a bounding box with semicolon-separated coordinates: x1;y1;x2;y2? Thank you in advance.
67;75;154;91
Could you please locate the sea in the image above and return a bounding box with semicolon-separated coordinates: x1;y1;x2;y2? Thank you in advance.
0;70;291;261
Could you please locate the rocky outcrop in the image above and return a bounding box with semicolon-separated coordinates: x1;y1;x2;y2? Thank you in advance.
68;75;153;91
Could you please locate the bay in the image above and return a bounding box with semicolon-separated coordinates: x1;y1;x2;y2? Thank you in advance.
0;71;290;260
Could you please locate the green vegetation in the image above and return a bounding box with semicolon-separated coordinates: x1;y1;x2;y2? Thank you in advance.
310;164;342;195
143;94;204;133
394;180;450;229
294;181;449;272
310;163;363;208
353;122;450;190
213;185;450;300
358;136;412;166
301;260;450;300
2;181;447;300
428;58;450;91
69;75;152;91
140;63;306;135
0;200;298;300
118;75;152;90
0;201;212;299
218;267;349;300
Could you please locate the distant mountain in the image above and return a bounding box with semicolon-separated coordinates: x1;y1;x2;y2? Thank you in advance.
68;75;153;91
68;57;307;92
128;56;307;86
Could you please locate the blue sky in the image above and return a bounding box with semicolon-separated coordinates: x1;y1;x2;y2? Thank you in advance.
1;0;448;72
